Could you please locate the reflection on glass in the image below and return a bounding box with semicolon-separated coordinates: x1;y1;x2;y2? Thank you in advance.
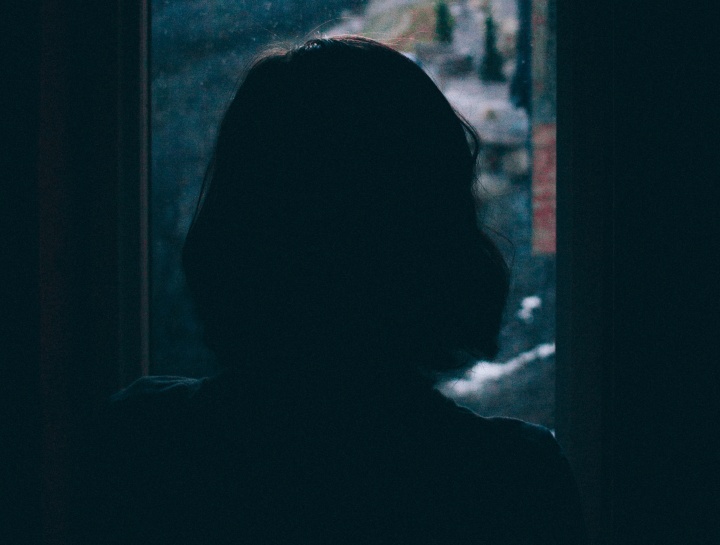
151;0;556;428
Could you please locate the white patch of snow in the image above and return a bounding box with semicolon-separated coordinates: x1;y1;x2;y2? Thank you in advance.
517;295;542;323
439;342;555;396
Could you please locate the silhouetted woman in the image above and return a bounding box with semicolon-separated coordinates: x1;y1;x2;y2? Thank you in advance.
87;36;586;544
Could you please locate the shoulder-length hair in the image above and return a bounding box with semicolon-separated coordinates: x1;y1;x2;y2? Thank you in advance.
182;36;509;373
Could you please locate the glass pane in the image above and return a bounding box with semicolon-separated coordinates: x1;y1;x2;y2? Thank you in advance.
151;0;556;428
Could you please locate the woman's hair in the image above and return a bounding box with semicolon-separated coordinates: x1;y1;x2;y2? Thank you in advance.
182;36;509;373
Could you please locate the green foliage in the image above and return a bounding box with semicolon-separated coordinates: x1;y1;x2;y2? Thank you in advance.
435;1;454;44
479;12;506;82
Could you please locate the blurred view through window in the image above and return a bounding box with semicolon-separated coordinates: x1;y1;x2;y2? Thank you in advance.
151;0;557;428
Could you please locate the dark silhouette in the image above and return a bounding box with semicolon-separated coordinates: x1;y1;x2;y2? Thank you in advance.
435;1;454;44
510;0;532;113
81;37;586;544
479;11;506;83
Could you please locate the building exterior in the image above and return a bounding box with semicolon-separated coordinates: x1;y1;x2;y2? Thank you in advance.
531;0;556;254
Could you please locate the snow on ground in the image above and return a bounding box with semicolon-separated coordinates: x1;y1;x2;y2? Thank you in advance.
518;295;542;322
439;343;555;396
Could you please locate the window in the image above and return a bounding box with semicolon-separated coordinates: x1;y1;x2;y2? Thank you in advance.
150;0;558;429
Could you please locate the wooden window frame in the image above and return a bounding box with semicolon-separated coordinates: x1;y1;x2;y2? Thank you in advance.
118;0;151;386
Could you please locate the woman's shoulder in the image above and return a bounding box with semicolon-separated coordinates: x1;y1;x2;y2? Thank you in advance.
417;393;587;542
110;375;207;404
102;375;213;445
424;390;561;459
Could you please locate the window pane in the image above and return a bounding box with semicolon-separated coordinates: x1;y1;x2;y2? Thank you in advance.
151;0;556;428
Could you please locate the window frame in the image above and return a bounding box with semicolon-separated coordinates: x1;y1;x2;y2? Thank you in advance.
118;0;151;385
555;1;614;541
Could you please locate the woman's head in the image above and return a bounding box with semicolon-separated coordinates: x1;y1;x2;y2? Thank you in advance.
183;36;509;373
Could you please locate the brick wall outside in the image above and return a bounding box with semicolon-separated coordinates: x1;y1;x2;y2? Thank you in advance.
532;122;556;254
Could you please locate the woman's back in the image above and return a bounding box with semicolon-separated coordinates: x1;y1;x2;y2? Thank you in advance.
86;370;585;544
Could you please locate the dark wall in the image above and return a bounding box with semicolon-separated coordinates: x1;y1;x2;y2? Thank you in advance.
3;2;142;544
608;3;719;543
2;3;42;543
560;2;720;544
